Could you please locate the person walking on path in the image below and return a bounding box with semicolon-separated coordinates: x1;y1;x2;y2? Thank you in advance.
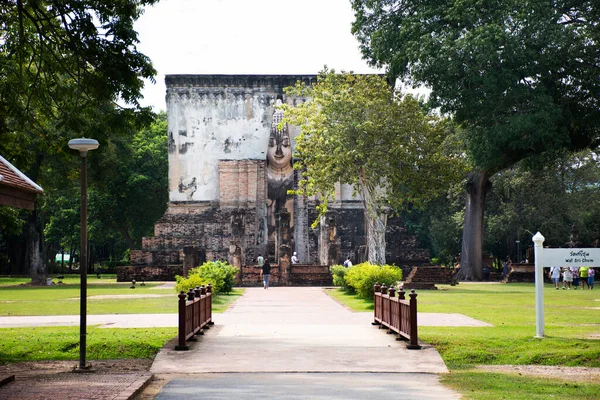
550;266;561;289
261;259;271;289
587;267;594;289
580;266;589;290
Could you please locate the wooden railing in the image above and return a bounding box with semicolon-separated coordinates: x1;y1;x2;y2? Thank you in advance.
175;284;213;350
373;283;421;349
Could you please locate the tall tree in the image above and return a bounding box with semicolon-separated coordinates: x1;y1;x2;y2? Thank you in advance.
91;112;168;251
0;1;157;283
283;69;463;264
352;0;600;279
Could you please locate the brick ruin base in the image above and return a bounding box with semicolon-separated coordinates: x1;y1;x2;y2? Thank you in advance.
117;264;332;286
117;266;183;282
403;265;454;290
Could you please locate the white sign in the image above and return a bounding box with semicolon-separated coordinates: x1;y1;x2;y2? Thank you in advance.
539;248;600;268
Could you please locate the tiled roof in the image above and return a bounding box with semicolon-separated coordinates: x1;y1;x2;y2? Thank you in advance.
0;155;44;194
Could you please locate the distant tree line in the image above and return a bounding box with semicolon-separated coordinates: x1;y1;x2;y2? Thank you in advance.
0;1;164;282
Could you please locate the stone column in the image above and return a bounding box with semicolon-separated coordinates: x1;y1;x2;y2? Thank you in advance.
293;169;309;263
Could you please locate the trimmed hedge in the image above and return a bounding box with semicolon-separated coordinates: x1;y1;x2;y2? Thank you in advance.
330;264;348;288
175;260;239;295
343;262;402;299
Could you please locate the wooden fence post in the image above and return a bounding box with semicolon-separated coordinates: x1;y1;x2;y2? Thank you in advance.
387;285;396;334
398;287;405;300
207;284;214;325
407;289;421;349
372;282;381;325
175;291;189;350
194;286;204;336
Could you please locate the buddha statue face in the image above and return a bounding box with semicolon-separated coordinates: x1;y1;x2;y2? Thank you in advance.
267;100;292;170
267;130;292;170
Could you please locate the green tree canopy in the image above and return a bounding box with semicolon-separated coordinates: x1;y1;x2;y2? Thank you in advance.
351;0;600;279
0;0;158;282
283;69;463;264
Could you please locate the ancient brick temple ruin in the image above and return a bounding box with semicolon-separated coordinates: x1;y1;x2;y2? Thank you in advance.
123;75;429;284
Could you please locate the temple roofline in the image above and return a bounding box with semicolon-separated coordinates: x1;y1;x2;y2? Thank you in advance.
165;74;318;89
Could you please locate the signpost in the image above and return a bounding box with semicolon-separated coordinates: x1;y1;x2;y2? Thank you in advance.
532;231;600;338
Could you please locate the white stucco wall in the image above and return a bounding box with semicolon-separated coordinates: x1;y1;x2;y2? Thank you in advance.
166;75;315;202
165;75;361;203
167;92;267;201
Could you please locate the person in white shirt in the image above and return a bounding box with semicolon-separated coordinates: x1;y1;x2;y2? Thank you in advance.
550;266;561;289
291;252;299;264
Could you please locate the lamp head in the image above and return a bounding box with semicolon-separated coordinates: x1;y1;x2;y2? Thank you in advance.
68;138;99;156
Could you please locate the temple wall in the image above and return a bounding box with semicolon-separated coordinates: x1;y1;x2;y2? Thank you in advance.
130;75;431;280
166;75;314;202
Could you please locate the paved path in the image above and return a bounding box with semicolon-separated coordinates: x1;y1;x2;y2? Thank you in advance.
154;373;459;400
0;311;488;330
0;287;487;399
149;287;462;399
152;287;448;374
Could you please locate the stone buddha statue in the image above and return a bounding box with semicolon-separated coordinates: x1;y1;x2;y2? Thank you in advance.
267;98;294;260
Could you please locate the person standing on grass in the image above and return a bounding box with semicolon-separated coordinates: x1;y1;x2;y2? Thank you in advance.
261;259;271;289
587;267;594;290
550;266;561;289
562;267;572;289
580;266;589;290
571;266;580;289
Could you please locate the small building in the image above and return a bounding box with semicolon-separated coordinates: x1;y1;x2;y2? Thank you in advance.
0;155;43;210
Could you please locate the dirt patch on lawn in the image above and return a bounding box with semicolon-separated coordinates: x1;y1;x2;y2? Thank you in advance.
66;294;173;300
477;365;600;382
88;294;173;300
0;359;152;377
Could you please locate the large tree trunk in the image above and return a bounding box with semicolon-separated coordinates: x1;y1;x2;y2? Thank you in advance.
359;175;387;265
116;225;136;251
68;240;77;273
366;211;387;265
26;211;46;285
456;169;490;281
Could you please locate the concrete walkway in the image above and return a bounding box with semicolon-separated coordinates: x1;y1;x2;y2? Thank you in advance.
0;287;489;399
153;373;459;400
152;287;449;374
149;287;462;399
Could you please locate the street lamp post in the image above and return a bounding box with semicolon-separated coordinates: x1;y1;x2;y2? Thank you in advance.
69;138;99;371
516;240;520;263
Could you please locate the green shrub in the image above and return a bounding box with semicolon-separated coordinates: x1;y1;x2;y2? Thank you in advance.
344;262;402;299
175;260;239;295
330;264;349;289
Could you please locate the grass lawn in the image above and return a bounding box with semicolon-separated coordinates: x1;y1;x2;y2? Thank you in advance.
327;283;600;400
0;276;244;315
0;326;177;363
0;278;244;364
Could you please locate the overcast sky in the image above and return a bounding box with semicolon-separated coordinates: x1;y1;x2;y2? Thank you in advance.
134;0;380;111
